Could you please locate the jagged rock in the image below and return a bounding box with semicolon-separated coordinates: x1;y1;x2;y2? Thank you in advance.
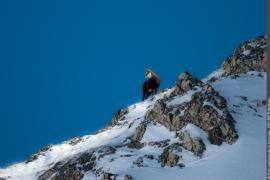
144;154;155;160
208;126;223;145
120;154;133;158
133;157;144;167
97;146;116;160
126;122;147;149
109;108;129;127
26;144;53;163
124;174;134;180
148;139;170;148
66;136;84;146
222;35;267;75
255;99;267;107
177;131;205;156
38;150;96;180
38;161;83;180
159;144;182;167
130;122;147;142
102;173;117;180
171;71;203;96
126;141;144;149
146;78;238;145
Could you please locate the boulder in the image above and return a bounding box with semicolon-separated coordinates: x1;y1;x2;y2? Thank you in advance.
159;143;182;167
177;131;205;156
171;71;203;96
124;175;134;180
222;35;267;75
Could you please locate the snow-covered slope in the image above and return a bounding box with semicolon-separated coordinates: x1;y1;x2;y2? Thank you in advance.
0;36;267;180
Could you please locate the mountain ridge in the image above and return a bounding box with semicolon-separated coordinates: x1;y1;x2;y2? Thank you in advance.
0;35;267;180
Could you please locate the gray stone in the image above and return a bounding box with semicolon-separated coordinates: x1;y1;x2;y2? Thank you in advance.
159;144;182;167
102;173;117;180
222;35;266;75
124;175;134;180
109;108;129;127
177;131;205;156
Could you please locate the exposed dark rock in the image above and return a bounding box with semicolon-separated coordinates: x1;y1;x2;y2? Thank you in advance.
102;173;117;180
208;126;223;145
126;122;147;149
120;154;133;158
126;141;145;149
97;146;116;160
148;139;170;148
159;144;182;167
177;131;205;156
66;136;84;146
238;96;248;101
222;35;267;75
109;108;129;127
124;174;134;180
130;122;147;142
38;161;83;180
255;100;267;107
26;144;53;163
144;154;155;160
146;80;238;145
171;71;203;96
133;157;144;167
38;149;97;180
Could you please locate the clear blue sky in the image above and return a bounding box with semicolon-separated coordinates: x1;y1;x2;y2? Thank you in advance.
0;0;265;166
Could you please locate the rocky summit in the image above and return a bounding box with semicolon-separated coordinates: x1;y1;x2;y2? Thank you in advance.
0;35;267;180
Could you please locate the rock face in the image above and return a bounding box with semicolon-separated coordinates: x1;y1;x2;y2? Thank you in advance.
127;122;147;149
102;173;117;180
109;108;129;127
38;149;96;180
177;131;205;156
130;122;147;142
171;71;203;96
124;175;134;180
145;71;238;146
222;35;267;75
38;145;117;180
159;143;183;167
26;144;53;163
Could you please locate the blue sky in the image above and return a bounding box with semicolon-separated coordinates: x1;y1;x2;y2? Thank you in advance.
0;0;265;166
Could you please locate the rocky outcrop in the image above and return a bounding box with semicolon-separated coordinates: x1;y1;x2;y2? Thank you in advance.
171;71;203;96
133;157;144;167
127;122;147;149
102;173;117;180
222;35;267;75
159;143;183;167
124;175;134;180
38;145;117;180
109;108;129;127
65;136;84;146
145;71;238;145
26;144;53;163
130;122;147;142
38;149;96;180
97;146;116;160
177;131;205;156
207;126;223;145
148;139;170;148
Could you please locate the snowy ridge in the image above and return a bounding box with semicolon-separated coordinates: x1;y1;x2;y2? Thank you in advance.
0;35;267;180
